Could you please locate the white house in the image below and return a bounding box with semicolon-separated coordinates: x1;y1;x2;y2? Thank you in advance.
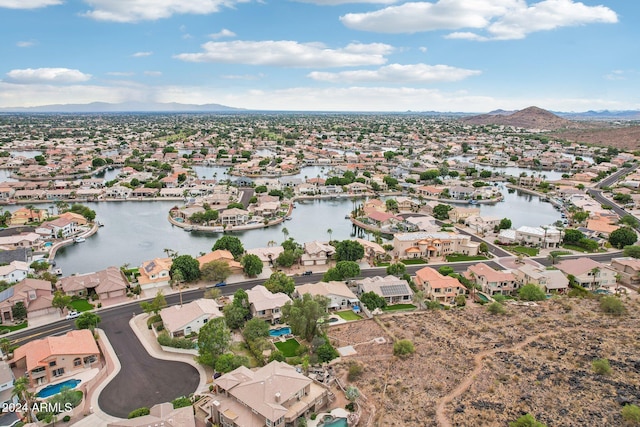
0;261;30;284
294;281;360;311
160;299;223;338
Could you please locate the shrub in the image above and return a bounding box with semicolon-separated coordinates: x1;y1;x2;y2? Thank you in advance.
128;407;150;419
310;413;317;420
518;284;546;301
172;396;192;409
345;402;356;412
63;415;71;422
147;314;162;328
347;362;363;381
393;339;415;358
622;404;640;424
509;413;546;427
487;301;506;315
157;331;196;349
592;358;612;375
600;296;625;316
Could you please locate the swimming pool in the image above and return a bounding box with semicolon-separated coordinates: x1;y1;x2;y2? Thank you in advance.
37;379;81;398
319;416;348;427
269;326;291;337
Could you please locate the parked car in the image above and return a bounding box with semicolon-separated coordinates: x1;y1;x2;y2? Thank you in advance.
66;311;80;320
302;271;313;276
214;281;227;288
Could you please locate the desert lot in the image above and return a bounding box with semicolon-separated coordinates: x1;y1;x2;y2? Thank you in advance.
328;296;640;427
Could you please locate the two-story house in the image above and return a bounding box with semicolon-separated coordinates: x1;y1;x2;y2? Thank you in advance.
556;258;617;290
465;263;518;296
294;281;360;312
414;267;467;305
208;361;329;427
138;257;173;290
0;278;56;323
610;257;640;286
300;241;335;266
246;285;292;324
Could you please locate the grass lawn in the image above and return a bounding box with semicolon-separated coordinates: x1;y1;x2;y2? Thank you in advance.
274;338;300;357
513;246;539;256
401;258;428;265
336;310;362;321
383;304;416;312
0;322;27;332
446;254;489;262
375;262;390;267
70;299;94;312
561;244;593;253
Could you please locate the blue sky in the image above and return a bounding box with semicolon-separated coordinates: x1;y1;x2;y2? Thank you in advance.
0;0;636;112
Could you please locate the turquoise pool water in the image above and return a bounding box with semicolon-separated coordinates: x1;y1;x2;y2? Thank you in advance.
320;417;348;427
477;293;490;302
37;379;81;398
269;326;291;337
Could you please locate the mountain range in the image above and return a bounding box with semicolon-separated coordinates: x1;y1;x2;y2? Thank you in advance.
0;101;242;113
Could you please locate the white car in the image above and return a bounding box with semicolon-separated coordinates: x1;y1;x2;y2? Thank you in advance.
66;311;80;320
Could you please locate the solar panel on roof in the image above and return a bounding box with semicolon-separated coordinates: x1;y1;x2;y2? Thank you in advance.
0;287;14;303
379;284;408;297
144;261;156;273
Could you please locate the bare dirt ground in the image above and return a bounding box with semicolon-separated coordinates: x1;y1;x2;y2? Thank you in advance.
552;126;640;151
328;297;640;427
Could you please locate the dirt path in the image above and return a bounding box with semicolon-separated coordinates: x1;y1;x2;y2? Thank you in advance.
435;331;557;427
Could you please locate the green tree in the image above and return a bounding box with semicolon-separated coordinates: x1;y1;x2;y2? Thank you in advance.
11;301;27;320
359;291;386;311
200;260;232;283
386;263;406;277
620;215;639;228
241;254;263;276
622;404;640;424
242;317;270;342
432;204;453;220
518;284;546;301
12;376;36;422
572;210;589;223
316;340;339;363
509;413;547;427
498;218;512;230
197;317;231;367
609;227;638;249
393;339;415;358
276;250;297;268
438;266;454;276
563;228;585;244
385;199;398;212
263;272;296;295
215;353;250;373
623;245;640;258
487;301;506;315
478;242;489;255
140;291;167;315
128;408;151;419
170;254;201;282
75;312;101;331
223;304;248;330
323;261;360;282
281;294;329;341
334;240;365;262
52;290;72;315
213;235;245;259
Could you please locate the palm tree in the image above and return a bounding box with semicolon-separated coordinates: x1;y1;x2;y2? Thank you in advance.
547;252;559;265
327;228;333;242
282;227;289;242
590;267;600;290
12;376;36;422
267;240;277;248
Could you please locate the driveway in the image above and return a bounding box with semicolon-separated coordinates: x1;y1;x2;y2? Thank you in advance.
98;311;199;418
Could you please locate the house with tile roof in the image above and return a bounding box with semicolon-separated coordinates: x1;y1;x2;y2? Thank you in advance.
414;267;467;305
246;285;291;324
0;278;56;323
555;258;617;290
138;257;173;290
294;281;359;311
0;261;30;284
197;250;243;274
208;361;329;427
9;329;100;388
59;266;129;301
514;264;569;294
355;275;413;305
108;402;196;427
301;241;335;266
160;299;223;338
465;263;518;296
246;246;285;267
611;257;640;286
392;232;479;260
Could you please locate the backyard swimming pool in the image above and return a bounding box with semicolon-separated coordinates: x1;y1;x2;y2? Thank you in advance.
37;379;81;398
269;326;291;337
319;416;348;427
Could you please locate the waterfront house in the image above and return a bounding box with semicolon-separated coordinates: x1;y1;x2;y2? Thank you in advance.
555;258;617;290
465;215;501;233
246;285;291;324
9;329;100;388
414;267;466;305
246;246;285;267
58;211;89;226
356;275;413;305
104;185;132;199
130;187;160;198
514;264;569;294
301;241;335;266
610;257;640;286
219;208;250;227
137;257;173;290
160;299;223;338
294;281;360;311
0;278;55;323
197;250;243;274
513;225;563;248
391;232;479;260
35;217;78;239
416;185;444;198
0;232;43;251
0;261;30;284
9;207;48;225
465;263;518;296
59;266;129;301
208;361;329;427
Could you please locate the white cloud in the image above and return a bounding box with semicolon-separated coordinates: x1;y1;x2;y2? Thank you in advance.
308;63;481;83
17;41;36;48
603;70;626;81
82;0;250;23
341;0;617;40
292;0;397;4
175;40;393;68
107;71;135;76
132;51;153;57
209;29;236;39
0;0;61;9
220;73;265;80
144;71;162;76
4;68;92;84
418;46;428;53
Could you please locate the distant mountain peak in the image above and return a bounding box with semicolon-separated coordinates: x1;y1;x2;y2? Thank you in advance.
462;106;574;130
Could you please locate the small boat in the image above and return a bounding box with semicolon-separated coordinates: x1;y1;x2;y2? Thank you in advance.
74;237;86;243
54;268;63;276
469;200;478;205
285;217;292;221
183;226;194;232
96;221;104;227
